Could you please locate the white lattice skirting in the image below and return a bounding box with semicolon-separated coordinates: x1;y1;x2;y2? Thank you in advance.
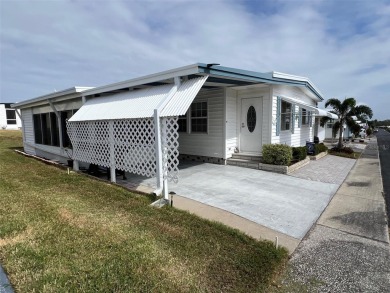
67;117;179;182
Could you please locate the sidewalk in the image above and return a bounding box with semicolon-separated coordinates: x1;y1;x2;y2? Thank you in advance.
0;265;13;293
279;137;390;292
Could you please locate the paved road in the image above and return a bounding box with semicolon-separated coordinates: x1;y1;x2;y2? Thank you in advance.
277;137;390;292
376;129;390;224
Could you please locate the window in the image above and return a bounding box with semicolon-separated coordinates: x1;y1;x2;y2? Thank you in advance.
281;101;292;131
50;112;59;146
247;106;256;132
178;113;187;133
191;101;207;133
61;109;79;148
33;112;60;146
33;114;43;144
327;123;334;129
301;108;309;126
6;109;17;125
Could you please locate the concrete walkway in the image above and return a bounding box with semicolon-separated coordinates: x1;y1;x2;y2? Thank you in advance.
280;138;390;292
0;265;13;293
290;155;356;185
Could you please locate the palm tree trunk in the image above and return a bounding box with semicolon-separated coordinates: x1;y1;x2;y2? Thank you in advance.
338;126;343;148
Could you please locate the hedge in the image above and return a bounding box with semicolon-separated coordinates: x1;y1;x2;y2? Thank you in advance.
314;143;328;155
292;146;307;161
262;144;292;166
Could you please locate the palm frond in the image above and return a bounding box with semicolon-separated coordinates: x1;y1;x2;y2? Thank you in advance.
320;116;331;127
325;98;341;110
354;105;373;119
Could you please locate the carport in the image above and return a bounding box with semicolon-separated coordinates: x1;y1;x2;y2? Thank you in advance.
121;161;340;240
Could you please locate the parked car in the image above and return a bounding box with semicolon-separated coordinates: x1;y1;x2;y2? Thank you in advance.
374;128;379;132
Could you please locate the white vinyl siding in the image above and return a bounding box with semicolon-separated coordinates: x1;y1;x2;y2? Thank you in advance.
271;85;315;146
178;88;224;158
21;108;35;155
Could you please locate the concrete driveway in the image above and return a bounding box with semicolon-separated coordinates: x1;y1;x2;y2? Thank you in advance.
124;159;350;240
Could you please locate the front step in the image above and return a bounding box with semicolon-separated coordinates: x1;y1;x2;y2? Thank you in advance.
227;153;262;169
231;153;262;162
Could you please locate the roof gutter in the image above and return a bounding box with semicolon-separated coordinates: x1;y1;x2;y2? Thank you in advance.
197;63;324;101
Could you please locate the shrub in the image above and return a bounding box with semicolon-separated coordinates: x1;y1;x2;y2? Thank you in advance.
331;146;354;154
314;143;328;155
366;128;373;136
292;146;307;161
262;144;292;166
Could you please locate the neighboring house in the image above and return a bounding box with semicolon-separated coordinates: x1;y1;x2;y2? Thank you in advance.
0;103;22;130
12;63;333;198
324;115;366;140
313;108;338;142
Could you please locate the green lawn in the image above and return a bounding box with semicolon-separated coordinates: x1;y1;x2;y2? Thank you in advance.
0;130;287;293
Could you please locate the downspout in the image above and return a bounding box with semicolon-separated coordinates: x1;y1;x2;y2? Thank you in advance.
153;76;181;199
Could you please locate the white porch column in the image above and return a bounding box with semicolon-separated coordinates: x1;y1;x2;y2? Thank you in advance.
153;77;181;199
154;109;163;191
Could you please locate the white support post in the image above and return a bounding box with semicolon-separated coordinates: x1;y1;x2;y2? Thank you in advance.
154;109;163;191
109;120;116;183
153;76;181;198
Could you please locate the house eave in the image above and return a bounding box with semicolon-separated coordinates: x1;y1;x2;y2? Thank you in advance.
197;64;324;101
81;64;201;97
11;87;93;109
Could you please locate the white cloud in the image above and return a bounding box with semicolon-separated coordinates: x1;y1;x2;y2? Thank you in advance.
0;0;389;119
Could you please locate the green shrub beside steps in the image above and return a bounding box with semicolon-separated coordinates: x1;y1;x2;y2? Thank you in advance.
262;144;292;166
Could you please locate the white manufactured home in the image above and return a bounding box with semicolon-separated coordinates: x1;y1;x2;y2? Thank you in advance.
0;103;22;130
12;63;334;198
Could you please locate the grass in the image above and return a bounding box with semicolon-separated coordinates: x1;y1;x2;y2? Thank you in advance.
329;150;361;159
0;130;288;293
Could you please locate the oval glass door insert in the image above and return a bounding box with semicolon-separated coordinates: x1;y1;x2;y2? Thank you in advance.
247;106;256;132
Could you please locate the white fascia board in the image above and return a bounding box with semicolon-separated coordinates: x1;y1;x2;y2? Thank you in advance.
272;71;323;99
82;64;201;97
12;87;93;109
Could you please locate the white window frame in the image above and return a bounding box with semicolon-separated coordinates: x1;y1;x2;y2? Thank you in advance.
189;100;208;134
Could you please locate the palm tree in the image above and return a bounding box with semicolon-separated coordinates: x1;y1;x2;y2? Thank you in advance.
320;97;373;148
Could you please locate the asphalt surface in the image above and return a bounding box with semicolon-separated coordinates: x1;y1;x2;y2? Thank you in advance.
376;129;390;224
279;137;390;292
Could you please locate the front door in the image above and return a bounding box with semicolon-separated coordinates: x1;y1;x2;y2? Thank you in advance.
240;98;262;153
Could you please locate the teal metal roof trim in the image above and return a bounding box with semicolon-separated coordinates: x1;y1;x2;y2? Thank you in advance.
197;63;323;101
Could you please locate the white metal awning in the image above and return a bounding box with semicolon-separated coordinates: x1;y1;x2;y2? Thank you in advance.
69;76;208;122
315;108;338;119
279;95;317;111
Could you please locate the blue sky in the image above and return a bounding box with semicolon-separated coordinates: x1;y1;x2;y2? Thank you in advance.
1;0;389;119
